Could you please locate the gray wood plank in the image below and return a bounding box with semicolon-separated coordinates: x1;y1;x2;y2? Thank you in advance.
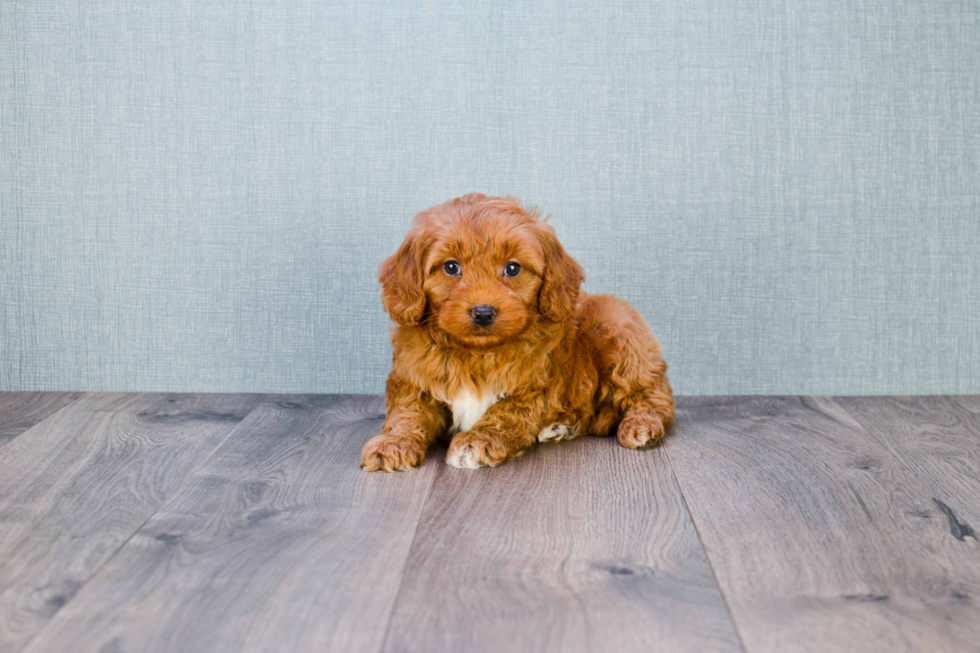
384;436;744;653
0;392;263;653
24;395;439;653
0;392;83;448
665;396;980;653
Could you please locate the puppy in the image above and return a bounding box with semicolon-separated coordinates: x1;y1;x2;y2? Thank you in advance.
361;194;674;471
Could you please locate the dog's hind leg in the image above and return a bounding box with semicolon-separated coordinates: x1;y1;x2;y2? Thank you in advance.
578;294;675;448
616;380;674;449
612;328;675;449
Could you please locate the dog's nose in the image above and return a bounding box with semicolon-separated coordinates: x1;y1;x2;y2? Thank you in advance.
470;305;497;327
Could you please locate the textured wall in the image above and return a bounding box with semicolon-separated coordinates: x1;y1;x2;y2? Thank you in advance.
2;1;978;395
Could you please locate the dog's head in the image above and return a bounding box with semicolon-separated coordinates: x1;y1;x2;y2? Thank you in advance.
379;194;584;348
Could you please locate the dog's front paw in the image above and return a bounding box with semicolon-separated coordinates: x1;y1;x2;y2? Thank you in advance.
361;434;426;472
446;431;511;469
617;411;666;450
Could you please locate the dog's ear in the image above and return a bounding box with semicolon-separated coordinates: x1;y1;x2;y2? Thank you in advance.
536;222;584;322
379;225;428;326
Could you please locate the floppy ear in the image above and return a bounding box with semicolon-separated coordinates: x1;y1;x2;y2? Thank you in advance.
379;225;428;326
536;222;585;322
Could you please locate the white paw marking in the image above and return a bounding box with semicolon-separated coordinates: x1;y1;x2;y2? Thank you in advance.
448;389;503;434
446;444;487;469
537;423;574;442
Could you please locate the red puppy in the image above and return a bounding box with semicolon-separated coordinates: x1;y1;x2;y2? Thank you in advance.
361;194;674;471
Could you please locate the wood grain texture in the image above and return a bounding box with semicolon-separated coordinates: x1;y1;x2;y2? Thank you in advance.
25;395;439;653
665;396;980;653
384;436;743;653
0;393;83;448
0;392;262;653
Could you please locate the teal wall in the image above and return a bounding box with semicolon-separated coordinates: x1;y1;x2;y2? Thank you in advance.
2;1;978;395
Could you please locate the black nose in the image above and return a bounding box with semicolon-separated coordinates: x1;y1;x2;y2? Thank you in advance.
470;305;497;327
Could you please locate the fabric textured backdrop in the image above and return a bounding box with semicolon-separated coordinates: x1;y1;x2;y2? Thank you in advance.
2;1;978;395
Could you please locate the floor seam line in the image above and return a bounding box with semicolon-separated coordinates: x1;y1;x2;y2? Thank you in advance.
376;460;441;653
0;391;87;452
663;438;751;653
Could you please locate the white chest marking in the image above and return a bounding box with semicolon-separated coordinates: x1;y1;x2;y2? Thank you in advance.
449;390;502;433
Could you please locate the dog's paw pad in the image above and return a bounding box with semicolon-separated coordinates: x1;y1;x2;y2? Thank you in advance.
446;443;488;469
617;414;665;450
537;423;574;442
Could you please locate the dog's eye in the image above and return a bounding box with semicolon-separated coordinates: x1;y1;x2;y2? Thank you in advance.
443;261;461;276
504;261;521;277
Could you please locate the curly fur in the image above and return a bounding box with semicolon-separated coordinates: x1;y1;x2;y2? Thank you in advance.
361;194;674;471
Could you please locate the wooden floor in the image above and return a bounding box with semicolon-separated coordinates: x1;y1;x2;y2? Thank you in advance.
0;394;978;652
